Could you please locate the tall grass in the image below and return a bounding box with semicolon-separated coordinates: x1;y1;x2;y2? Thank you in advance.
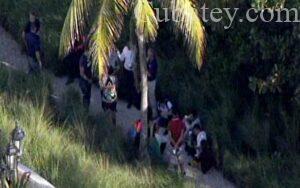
0;66;184;187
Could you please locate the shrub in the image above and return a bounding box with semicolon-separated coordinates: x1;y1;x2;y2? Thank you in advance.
223;151;300;188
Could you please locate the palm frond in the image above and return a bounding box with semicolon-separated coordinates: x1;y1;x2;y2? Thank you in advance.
59;0;91;58
161;0;206;69
90;0;128;76
134;0;158;42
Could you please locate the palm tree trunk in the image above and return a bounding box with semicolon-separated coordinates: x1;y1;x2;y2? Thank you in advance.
136;31;150;162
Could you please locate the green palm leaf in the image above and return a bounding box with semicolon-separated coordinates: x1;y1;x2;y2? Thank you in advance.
59;0;92;58
90;0;128;75
161;0;206;68
134;0;158;42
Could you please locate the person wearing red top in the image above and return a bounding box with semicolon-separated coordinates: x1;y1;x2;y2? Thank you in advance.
168;111;186;174
133;119;143;158
135;119;143;134
169;113;186;148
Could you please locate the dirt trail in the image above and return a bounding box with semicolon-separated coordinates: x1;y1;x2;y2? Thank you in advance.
0;27;234;188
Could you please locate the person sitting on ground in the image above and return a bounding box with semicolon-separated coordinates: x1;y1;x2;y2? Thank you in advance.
184;110;202;156
25;25;42;74
79;51;92;110
168;110;186;174
193;124;207;160
184;115;196;157
157;98;173;120
101;67;118;125
117;43;136;109
197;140;217;174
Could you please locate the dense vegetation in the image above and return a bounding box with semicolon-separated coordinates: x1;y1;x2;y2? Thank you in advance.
0;0;299;187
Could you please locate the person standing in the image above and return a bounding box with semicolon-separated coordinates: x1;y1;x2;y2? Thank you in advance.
108;47;120;73
146;48;158;119
65;35;86;85
101;67;118;125
168;110;186;174
22;11;41;44
25;25;42;74
118;43;136;108
79;51;93;110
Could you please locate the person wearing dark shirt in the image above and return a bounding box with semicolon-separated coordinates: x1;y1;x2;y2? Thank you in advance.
79;52;93;109
22;12;40;49
25;25;42;74
24;17;40;34
64;35;86;85
198;140;217;174
147;48;158;119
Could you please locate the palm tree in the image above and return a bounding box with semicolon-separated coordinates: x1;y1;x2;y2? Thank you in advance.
59;0;206;156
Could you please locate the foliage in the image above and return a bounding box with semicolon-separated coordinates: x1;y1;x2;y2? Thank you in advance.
60;0;205;76
160;0;206;68
223;152;300;188
89;0;128;75
59;0;91;59
155;1;299;187
134;0;158;42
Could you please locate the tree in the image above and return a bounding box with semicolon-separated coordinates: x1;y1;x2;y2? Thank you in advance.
59;0;206;157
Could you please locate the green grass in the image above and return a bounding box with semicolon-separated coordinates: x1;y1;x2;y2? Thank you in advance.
0;66;185;188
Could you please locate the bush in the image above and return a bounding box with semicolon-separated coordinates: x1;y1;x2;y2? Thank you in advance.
223;151;300;188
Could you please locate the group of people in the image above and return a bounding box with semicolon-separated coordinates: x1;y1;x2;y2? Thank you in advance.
128;97;216;174
22;12;158;127
22;11;215;175
151;103;216;174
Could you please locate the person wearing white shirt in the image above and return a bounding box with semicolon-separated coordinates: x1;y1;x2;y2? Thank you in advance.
118;45;135;71
118;44;136;108
193;124;207;158
157;99;173;119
